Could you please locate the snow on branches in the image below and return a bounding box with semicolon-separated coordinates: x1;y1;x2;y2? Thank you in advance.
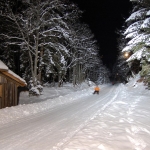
0;0;103;94
122;0;150;88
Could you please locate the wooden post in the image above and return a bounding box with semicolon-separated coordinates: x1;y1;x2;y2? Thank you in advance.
14;84;18;106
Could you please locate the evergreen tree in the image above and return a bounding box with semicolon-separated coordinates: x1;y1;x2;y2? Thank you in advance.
113;28;132;84
97;64;110;85
121;0;150;88
112;53;131;84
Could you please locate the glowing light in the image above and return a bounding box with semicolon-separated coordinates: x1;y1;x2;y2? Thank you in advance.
124;52;130;58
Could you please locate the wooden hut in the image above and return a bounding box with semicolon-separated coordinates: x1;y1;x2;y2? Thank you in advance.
0;60;26;109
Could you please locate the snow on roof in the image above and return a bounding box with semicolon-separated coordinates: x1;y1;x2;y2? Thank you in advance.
0;60;26;86
7;69;27;85
0;60;8;71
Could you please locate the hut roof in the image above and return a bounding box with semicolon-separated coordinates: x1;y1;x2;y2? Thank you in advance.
0;60;26;87
0;60;8;71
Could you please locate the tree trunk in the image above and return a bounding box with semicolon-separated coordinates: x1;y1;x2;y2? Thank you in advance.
33;6;40;86
38;46;44;83
73;66;76;87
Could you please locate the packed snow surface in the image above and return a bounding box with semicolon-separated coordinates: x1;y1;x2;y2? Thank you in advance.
0;76;150;150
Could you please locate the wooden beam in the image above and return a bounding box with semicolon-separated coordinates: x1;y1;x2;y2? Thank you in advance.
0;72;26;87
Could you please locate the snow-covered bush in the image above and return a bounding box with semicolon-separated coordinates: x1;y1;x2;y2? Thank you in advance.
28;80;43;96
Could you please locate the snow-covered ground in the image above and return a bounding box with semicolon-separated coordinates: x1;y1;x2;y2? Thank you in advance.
0;76;150;150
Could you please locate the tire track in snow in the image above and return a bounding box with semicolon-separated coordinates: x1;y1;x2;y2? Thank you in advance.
55;85;121;150
0;85;120;150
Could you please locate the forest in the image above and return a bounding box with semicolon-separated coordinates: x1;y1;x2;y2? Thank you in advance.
112;0;150;89
0;0;110;95
0;0;150;95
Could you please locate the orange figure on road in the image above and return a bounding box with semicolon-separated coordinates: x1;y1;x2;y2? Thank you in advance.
93;85;100;94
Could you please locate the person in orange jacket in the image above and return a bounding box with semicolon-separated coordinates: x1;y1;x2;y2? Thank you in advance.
93;85;100;94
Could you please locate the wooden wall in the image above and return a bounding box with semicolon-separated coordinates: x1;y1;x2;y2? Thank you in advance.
0;75;18;109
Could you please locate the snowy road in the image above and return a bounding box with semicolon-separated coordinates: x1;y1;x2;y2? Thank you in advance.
0;85;120;150
0;81;150;150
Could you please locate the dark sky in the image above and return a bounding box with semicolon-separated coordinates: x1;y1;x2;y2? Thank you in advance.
71;0;132;70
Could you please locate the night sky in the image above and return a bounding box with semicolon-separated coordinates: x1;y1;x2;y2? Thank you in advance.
71;0;132;70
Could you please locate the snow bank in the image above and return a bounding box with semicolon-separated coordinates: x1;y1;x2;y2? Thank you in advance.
0;83;95;125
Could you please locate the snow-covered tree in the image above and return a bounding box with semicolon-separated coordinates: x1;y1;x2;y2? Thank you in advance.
0;0;81;93
113;28;133;83
0;0;26;72
96;65;110;85
121;0;150;88
112;52;132;84
57;22;102;86
0;0;105;92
